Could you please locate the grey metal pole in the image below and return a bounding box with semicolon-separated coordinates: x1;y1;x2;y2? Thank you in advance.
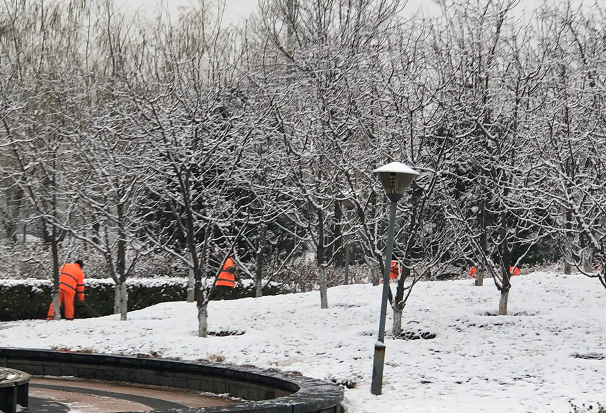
371;194;400;395
344;243;350;285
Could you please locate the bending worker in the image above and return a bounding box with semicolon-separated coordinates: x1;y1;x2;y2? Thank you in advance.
47;260;85;321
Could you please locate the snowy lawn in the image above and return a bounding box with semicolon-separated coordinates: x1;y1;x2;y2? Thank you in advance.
1;271;605;413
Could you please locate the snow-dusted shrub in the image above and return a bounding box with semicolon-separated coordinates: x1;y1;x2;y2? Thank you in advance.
129;251;190;278
0;240;190;281
0;240;50;279
276;262;370;293
0;239;109;280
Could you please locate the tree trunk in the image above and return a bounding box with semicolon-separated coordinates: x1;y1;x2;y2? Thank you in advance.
499;289;509;315
255;272;263;298
580;236;591;272
187;267;195;302
371;266;380;286
334;201;343;267
114;281;128;321
344;243;350;285
564;259;572;275
50;237;61;320
318;265;328;309
317;209;328;309
499;194;512;316
583;249;593;273
198;303;208;338
475;266;484;286
255;223;267;298
52;291;61;321
564;209;573;275
196;228;212;338
392;305;403;336
475;175;489;288
115;210;128;320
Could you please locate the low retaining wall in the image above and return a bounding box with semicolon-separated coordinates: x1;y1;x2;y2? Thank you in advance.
0;348;344;413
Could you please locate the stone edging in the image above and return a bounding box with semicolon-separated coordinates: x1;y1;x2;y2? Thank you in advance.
0;348;344;413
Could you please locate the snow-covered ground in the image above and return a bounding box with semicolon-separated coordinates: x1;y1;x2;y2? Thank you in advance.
1;271;604;413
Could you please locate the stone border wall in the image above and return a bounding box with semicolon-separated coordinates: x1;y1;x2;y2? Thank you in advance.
0;348;344;413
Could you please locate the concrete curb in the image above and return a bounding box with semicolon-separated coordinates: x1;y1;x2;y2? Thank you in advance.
0;348;344;413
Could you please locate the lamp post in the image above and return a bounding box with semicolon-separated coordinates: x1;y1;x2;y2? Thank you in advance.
370;161;418;396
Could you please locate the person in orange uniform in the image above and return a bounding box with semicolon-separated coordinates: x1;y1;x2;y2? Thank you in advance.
510;266;520;276
469;266;477;278
215;257;236;299
47;260;85;321
390;256;400;281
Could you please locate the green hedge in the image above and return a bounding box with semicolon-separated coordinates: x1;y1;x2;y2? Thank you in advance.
0;279;286;321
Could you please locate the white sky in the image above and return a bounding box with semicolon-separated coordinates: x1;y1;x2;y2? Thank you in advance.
114;0;579;28
115;0;259;26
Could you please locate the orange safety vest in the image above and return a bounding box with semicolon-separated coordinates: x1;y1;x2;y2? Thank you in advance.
59;263;85;301
216;258;235;288
390;260;400;279
510;266;520;276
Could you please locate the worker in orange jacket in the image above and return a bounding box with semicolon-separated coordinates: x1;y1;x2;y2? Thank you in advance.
47;260;85;321
510;266;520;276
469;266;477;278
215;257;236;299
390;257;400;280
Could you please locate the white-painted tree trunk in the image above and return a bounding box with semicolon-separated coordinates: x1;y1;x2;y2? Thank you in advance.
319;266;328;309
187;267;195;302
53;291;61;320
499;290;509;315
198;304;208;337
392;306;403;336
114;282;128;321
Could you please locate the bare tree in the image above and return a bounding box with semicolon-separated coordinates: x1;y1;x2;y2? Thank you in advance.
0;0;98;319
256;0;402;308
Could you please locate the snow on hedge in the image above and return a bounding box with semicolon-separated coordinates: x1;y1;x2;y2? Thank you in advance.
0;277;189;288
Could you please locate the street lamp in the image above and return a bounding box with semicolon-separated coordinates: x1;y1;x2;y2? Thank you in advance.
370;161;419;396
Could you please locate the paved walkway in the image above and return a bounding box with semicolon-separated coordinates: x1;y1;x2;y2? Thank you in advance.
25;378;235;412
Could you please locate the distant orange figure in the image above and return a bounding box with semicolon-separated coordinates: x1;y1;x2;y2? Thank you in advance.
390;259;400;280
510;266;520;276
469;266;477;278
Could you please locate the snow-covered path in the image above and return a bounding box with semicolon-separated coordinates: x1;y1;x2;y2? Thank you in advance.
1;271;604;412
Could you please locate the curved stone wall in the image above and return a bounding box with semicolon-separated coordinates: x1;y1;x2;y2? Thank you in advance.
0;348;344;413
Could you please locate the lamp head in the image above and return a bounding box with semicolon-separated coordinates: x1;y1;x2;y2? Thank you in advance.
373;162;419;199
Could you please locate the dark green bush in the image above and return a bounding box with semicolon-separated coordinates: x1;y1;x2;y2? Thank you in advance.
0;279;287;321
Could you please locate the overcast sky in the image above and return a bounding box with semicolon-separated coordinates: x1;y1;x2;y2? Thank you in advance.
115;0;590;28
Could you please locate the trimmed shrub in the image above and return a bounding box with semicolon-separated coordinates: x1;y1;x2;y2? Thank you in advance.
0;278;288;321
